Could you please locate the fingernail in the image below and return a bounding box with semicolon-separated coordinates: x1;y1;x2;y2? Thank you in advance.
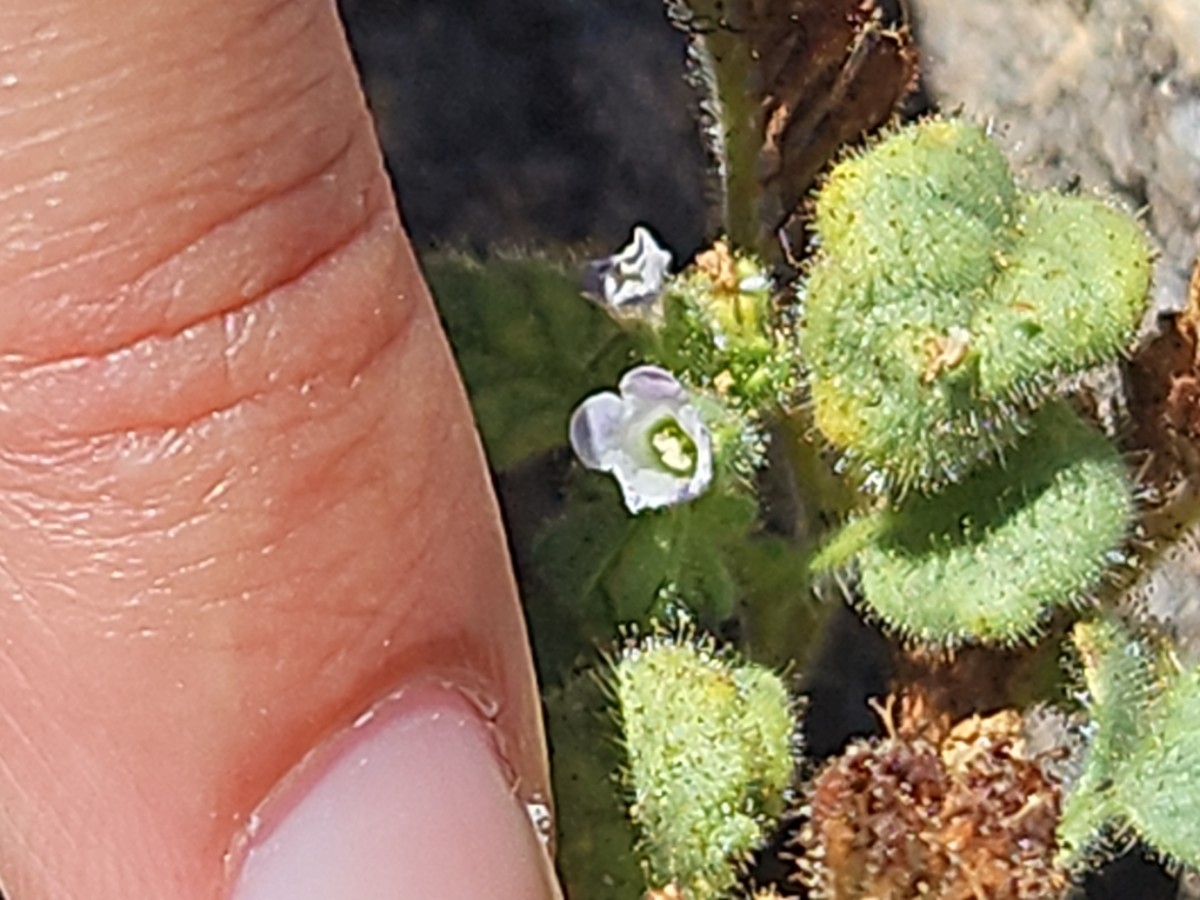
230;684;561;900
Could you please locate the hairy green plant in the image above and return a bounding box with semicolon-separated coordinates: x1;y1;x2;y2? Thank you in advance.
1119;666;1200;865
802;119;1151;494
420;4;1200;893
1059;619;1200;871
1056;618;1158;867
805;117;1147;647
613;633;795;899
831;402;1133;645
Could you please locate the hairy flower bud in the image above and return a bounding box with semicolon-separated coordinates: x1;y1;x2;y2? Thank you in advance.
583;225;673;317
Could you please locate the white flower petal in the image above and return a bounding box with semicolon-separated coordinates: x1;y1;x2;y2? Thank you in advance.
568;391;624;470
620;365;687;403
582;225;673;313
613;461;690;513
569;365;714;513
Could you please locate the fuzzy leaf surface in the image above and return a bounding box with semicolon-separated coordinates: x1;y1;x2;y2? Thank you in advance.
853;403;1132;645
427;254;634;471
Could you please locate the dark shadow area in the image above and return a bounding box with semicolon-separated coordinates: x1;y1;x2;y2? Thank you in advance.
339;0;709;256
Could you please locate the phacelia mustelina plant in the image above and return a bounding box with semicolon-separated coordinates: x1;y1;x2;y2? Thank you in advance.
806;118;1150;646
420;1;1200;897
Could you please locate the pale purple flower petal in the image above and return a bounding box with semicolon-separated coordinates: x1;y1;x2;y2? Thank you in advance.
582;226;673;314
619;365;688;402
568;365;713;513
569;392;623;470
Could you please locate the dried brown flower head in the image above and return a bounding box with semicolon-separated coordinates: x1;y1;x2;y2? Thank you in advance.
797;707;1070;899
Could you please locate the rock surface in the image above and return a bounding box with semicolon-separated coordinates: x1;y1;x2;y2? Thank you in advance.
912;0;1200;316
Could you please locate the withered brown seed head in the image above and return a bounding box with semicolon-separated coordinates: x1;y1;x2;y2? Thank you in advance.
694;240;739;294
797;710;1069;900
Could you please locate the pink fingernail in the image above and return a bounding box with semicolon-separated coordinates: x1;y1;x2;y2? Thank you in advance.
229;684;561;900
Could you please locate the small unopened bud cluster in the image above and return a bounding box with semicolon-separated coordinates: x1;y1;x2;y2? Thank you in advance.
614;632;796;900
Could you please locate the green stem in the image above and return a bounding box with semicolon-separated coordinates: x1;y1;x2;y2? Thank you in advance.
736;411;859;667
808;509;887;575
676;0;766;254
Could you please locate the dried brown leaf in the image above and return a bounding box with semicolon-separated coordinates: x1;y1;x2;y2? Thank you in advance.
668;0;918;254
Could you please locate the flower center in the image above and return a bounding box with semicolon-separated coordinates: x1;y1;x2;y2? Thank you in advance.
648;417;698;476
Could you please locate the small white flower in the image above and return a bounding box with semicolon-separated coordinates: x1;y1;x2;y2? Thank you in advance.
582;225;673;315
569;365;713;513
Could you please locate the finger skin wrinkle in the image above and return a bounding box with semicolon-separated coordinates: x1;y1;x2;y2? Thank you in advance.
0;98;386;379
3;100;360;348
0;0;379;363
0;294;424;618
1;87;357;336
0;191;407;443
0;0;452;739
0;2;551;895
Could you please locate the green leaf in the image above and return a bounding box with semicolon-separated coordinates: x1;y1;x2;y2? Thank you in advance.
1121;666;1200;867
526;472;758;683
852;403;1133;646
1057;618;1158;869
1058;619;1200;870
803;118;1152;493
524;474;637;682
425;253;634;471
614;633;795;899
978;192;1153;394
546;671;644;900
